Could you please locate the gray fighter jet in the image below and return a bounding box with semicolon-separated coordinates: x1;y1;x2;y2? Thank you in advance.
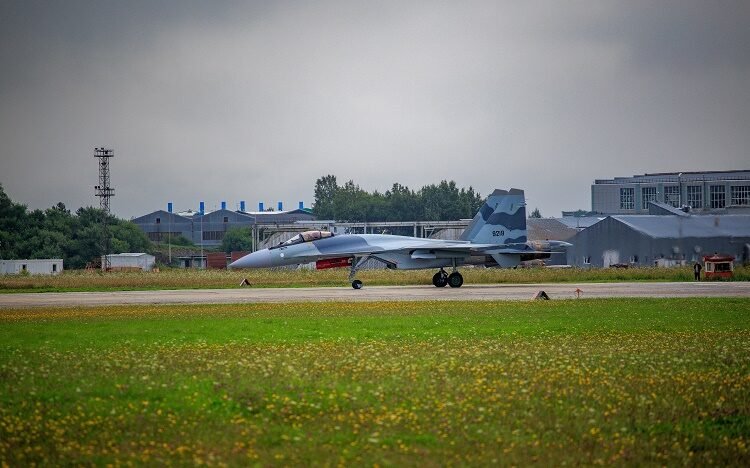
229;188;570;289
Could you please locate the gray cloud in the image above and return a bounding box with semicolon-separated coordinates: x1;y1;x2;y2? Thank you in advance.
1;0;748;218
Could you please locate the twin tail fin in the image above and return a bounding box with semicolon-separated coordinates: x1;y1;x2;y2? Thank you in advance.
459;188;527;245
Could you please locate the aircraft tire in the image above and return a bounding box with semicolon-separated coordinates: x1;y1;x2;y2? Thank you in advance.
352;280;363;289
448;272;463;288
433;272;448;288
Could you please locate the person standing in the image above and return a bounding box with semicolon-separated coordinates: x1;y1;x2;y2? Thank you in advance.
693;262;702;281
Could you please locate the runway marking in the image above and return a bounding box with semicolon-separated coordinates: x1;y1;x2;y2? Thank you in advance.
1;282;748;308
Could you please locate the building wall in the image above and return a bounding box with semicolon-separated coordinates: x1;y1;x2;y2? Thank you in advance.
132;209;317;247
131;210;193;243
591;171;750;215
0;259;63;275
193;210;256;246
568;217;750;267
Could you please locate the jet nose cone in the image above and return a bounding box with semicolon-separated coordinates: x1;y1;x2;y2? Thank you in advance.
229;249;275;269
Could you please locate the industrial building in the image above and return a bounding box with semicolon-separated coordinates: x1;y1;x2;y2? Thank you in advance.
0;259;63;275
567;214;750;267
131;201;316;247
590;170;750;215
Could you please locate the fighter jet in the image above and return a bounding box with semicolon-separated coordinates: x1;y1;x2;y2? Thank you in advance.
229;188;570;289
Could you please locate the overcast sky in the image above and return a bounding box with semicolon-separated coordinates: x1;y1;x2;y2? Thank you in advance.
1;0;748;219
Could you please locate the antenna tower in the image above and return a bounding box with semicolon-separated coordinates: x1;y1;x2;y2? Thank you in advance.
94;148;115;271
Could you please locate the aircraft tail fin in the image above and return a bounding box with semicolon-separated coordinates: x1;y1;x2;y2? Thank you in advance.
459;188;527;245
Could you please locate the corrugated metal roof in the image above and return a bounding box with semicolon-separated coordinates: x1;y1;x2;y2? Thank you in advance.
647;201;690;217
611;215;750;239
527;218;578;241
107;253;153;257
595;170;750;184
556;216;606;230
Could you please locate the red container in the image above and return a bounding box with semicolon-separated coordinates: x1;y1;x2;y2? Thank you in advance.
316;257;353;270
703;254;734;280
206;252;228;269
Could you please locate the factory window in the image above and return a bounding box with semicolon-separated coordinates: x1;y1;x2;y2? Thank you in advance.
583;256;591;265
223;216;229;223
686;186;702;209
619;188;634;210
641;187;656;209
147;231;181;241
664;185;680;207
156;218;161;224
710;185;726;209
730;185;750;206
202;231;226;241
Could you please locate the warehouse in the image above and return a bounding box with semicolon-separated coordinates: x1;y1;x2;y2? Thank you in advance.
132;203;316;247
0;259;63;275
567;215;750;267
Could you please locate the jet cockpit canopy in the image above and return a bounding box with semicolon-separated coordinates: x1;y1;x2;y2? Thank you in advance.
273;230;334;249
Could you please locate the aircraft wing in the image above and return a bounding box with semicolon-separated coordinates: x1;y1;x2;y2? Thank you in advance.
323;240;557;260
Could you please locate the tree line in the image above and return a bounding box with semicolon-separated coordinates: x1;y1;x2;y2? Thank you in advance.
0;184;151;269
0;177;498;267
313;175;485;222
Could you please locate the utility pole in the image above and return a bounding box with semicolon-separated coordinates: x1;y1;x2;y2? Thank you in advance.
94;148;115;271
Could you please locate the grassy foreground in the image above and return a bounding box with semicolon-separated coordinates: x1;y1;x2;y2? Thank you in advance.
2;265;749;293
1;299;749;465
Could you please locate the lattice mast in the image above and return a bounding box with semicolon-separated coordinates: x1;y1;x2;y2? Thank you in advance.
94;148;115;271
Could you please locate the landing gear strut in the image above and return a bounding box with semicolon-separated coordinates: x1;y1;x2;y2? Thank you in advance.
432;269;448;287
433;267;463;288
349;256;370;289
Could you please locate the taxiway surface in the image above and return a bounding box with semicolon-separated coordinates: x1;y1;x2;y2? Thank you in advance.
1;282;748;308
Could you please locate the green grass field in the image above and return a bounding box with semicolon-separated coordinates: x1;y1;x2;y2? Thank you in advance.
1;298;749;465
2;265;748;293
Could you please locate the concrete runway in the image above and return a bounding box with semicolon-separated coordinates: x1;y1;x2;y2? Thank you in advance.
1;282;748;308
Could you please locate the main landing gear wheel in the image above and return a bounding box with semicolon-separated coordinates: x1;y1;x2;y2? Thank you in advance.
432;271;448;288
448;272;464;288
352;280;363;289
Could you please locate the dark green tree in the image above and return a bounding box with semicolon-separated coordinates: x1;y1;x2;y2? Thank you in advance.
310;176;484;222
111;222;152;254
313;175;339;219
529;208;542;218
220;227;253;253
0;185;153;268
0;184;27;259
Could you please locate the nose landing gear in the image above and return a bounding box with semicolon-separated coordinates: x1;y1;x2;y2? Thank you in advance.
349;256;371;289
